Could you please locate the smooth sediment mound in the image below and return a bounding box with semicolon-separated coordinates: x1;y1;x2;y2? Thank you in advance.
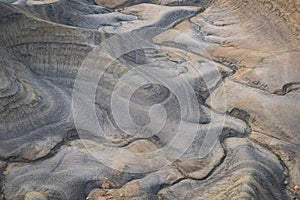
0;0;299;199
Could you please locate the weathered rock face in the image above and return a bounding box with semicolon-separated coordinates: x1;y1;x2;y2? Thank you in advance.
0;0;299;199
94;0;211;9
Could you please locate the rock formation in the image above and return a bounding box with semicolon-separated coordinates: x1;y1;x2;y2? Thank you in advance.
0;0;299;199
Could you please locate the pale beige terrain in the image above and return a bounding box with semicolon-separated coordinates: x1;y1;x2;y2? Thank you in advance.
0;0;299;199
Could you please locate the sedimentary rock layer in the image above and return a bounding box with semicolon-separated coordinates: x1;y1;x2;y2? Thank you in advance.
0;0;299;199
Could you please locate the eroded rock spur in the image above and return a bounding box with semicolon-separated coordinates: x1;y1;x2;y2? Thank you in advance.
0;0;299;199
